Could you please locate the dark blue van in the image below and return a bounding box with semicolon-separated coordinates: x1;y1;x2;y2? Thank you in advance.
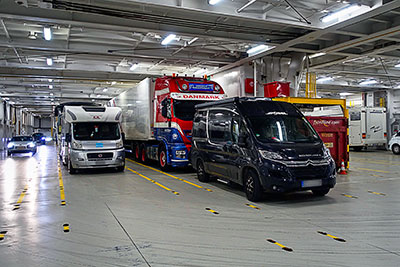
190;97;336;201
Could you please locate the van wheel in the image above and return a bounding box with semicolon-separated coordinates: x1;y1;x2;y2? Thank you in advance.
244;169;262;202
134;143;140;160
392;144;400;155
159;146;169;171
196;160;210;182
140;144;147;163
312;188;330;196
68;159;77;175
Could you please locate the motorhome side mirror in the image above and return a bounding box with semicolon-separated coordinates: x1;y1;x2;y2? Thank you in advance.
65;133;71;143
161;98;171;119
238;133;249;147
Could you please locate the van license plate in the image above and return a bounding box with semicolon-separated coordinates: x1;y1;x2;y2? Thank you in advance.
301;180;322;188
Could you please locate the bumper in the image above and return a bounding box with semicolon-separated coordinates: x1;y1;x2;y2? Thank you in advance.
8;148;36;154
258;159;336;193
70;148;125;169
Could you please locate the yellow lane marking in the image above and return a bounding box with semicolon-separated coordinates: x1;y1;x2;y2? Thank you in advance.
57;159;66;206
356;168;390;173
126;158;212;192
126;167;179;195
246;203;260;210
0;231;7;241
13;185;28;210
205;208;219;215
368;190;386;196
63;223;70;233
341;193;358;199
318;231;346;242
266;239;293;252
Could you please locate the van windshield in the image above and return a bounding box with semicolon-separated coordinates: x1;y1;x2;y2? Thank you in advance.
248;116;320;143
73;122;120;141
173;100;206;121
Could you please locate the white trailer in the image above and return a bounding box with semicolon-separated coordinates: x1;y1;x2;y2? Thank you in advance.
349;107;387;151
59;105;125;174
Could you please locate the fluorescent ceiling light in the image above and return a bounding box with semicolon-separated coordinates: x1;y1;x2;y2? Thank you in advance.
395;63;400;68
111;81;117;85
208;0;222;5
340;92;353;96
97;94;101;98
187;37;199;45
237;0;257;13
322;4;363;23
130;63;138;71
360;80;377;85
43;26;52;41
49;85;53;89
46;57;53;66
317;77;333;82
103;88;108;92
247;44;275;56
309;52;326;59
48;79;53;82
50;93;54;96
194;68;207;76
161;34;176;45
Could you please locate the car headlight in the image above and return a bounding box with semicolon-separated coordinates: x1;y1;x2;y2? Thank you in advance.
72;141;83;149
28;142;36;148
116;140;124;148
323;145;331;159
45;137;52;142
7;142;14;148
259;150;285;160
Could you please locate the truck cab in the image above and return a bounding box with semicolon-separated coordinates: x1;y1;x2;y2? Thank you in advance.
59;106;125;174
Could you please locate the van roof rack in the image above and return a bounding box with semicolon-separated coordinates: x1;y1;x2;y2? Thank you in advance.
195;97;272;109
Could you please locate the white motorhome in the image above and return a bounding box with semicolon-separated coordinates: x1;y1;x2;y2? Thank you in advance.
349;107;387;151
59;105;125;174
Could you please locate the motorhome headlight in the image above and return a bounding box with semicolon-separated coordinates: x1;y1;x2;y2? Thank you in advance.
323;145;331;159
7;142;14;149
259;150;285;160
28;142;36;148
175;150;186;158
72;141;82;149
116;140;124;149
172;133;179;140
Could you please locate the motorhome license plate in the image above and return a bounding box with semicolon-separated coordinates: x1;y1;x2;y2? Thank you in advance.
301;180;322;188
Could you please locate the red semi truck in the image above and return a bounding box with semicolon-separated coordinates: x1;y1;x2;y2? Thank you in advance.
110;76;226;170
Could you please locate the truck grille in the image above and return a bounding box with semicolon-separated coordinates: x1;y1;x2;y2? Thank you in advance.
87;152;113;161
289;165;328;180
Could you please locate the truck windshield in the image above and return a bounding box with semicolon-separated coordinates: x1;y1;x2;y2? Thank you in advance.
173;100;206;121
248;116;320;143
73;122;120;141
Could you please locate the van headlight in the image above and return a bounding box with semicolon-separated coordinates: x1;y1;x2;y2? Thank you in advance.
259;150;284;160
7;142;14;148
72;141;82;149
116;140;124;149
28;142;36;148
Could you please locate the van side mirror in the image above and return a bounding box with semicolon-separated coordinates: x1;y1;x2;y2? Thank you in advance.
161;98;171;119
238;132;249;147
65;133;71;143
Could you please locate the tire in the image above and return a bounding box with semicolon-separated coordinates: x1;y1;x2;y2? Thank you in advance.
140;144;147;163
392;144;400;155
244;169;263;202
312;188;330;196
353;146;363;152
196;160;210;182
116;166;125;172
158;146;169;171
68;159;77;175
134;143;140;160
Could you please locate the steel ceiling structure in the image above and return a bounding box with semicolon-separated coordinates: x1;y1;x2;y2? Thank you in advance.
0;0;399;115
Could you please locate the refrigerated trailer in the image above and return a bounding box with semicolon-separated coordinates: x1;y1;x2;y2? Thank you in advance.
110;76;226;170
349;107;387;151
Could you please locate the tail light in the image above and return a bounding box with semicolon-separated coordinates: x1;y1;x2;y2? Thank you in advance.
384;133;387;137
362;133;366;139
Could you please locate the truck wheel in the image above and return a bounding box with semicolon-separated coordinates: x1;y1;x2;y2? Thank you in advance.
159;146;169;171
196;160;210;182
353;147;363;152
312;188;330;196
68;159;77;175
140;144;147;163
134;144;140;161
244;169;263;202
392;144;400;155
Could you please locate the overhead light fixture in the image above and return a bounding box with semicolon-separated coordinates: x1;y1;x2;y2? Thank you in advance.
50;92;54;96
309;52;326;59
360;80;378;85
92;99;95;102
46;57;53;66
237;0;257;13
187;37;199;45
97;94;101;98
247;44;275;56
317;77;333;82
49;85;53;89
130;63;139;71
111;81;117;85
208;0;222;5
194;68;207;76
43;26;52;41
103;88;108;92
395;63;400;68
340;92;353;96
161;34;176;45
48;78;53;82
321;4;364;23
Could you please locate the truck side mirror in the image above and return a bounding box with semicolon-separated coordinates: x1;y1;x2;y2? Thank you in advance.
65;133;71;143
238;132;249;147
161;98;171;119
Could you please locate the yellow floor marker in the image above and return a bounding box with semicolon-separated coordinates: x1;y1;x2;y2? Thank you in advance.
318;231;346;242
266;239;293;252
368;190;386;196
126;158;212;192
246;203;260;210
126;167;179;195
63;223;70;233
57;159;66;206
0;231;7;241
205;208;219;215
13;185;28;210
341;193;358;199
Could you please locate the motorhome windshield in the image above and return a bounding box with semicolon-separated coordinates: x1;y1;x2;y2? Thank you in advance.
73;122;120;141
173;100;206;121
248;116;320;143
